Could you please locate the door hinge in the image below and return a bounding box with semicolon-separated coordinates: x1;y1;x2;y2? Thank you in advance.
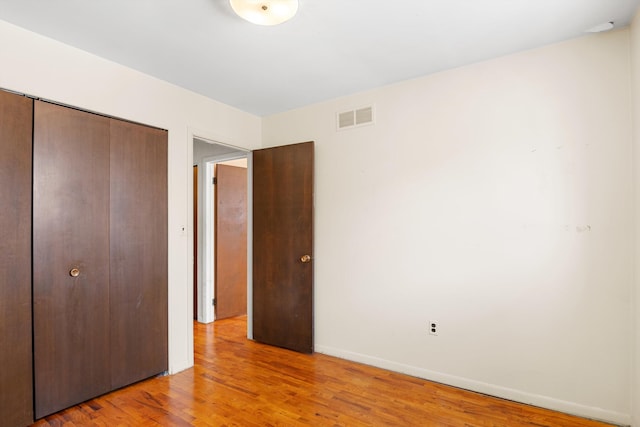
212;177;217;185
212;298;216;306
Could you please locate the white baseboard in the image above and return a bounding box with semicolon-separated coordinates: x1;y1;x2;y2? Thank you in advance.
314;345;631;426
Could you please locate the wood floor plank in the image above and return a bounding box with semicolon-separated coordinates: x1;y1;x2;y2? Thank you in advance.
32;316;616;427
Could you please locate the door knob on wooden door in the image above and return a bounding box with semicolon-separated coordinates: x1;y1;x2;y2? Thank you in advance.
69;268;80;277
300;255;311;263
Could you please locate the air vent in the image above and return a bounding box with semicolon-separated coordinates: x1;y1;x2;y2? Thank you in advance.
355;106;373;125
337;105;375;130
338;111;354;128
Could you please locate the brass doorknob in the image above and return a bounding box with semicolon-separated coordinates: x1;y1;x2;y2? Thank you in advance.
300;255;311;263
69;268;80;277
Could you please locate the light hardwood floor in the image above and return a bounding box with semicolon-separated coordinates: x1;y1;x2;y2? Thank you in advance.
32;316;615;426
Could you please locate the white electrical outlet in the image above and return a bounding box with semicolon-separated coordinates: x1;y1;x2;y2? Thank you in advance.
429;320;438;336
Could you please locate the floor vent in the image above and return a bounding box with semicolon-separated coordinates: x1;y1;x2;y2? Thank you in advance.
337;105;375;130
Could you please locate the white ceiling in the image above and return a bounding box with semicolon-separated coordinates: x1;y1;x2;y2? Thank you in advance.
1;0;639;116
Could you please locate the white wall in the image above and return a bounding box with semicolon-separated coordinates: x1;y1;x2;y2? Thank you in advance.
631;9;640;427
0;19;262;375
264;30;634;424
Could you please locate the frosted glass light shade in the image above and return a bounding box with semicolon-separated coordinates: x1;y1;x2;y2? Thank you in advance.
230;0;298;26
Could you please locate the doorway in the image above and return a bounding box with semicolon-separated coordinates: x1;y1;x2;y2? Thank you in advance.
192;137;250;326
214;160;247;320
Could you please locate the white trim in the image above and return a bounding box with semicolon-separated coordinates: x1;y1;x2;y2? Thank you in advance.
314;345;632;426
201;160;214;323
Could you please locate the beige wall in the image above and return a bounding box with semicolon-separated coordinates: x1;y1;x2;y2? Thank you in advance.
264;29;633;424
0;19;261;376
631;9;640;427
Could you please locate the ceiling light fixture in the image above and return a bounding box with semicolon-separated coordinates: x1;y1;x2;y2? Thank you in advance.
230;0;298;26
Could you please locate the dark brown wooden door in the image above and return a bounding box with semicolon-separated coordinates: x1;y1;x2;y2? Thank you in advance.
215;164;247;320
33;101;111;418
0;90;33;427
253;142;314;353
109;119;168;390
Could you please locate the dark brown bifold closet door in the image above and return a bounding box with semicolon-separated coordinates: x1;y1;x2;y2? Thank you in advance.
33;101;111;418
0;90;34;427
109;119;167;389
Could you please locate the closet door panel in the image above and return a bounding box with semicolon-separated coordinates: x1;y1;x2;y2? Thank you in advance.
0;90;33;427
33;101;111;418
109;119;168;389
